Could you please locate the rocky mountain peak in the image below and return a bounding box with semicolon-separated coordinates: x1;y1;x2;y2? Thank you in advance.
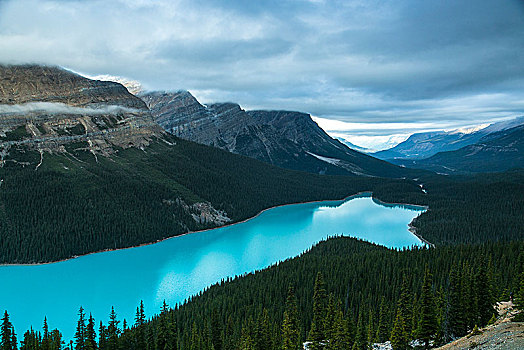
0;65;162;163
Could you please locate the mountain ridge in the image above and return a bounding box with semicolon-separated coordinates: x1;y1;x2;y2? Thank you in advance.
374;116;524;161
140;90;412;178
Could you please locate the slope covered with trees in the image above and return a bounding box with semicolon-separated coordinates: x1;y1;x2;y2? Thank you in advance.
0;133;422;264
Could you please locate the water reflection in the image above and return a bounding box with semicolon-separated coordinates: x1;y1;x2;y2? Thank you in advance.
0;194;425;340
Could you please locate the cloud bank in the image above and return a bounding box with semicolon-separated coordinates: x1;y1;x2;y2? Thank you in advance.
0;102;140;116
0;0;523;148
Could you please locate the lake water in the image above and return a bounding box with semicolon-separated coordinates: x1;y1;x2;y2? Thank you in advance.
0;193;425;340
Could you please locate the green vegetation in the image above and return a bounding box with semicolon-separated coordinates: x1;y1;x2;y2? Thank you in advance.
1;134;523;263
1;238;521;349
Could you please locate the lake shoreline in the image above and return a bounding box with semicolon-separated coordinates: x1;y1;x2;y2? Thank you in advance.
1;191;429;267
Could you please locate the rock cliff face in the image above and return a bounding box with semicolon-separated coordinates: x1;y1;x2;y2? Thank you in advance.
141;91;408;177
0;65;162;161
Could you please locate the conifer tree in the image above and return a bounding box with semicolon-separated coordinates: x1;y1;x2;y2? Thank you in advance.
513;272;524;321
375;297;388;343
106;307;120;350
256;309;271;350
134;301;146;350
0;311;17;350
20;328;39;350
398;276;413;337
328;309;351;350
447;266;465;338
239;323;256;350
282;286;300;350
324;294;336;342
346;316;356;349
390;311;408;350
223;315;234;350
48;330;63;350
85;314;96;350
352;312;367;350
157;301;176;350
474;263;494;327
308;272;327;349
189;322;202;350
98;322;108;350
209;308;221;350
416;268;437;349
367;309;375;345
74;307;87;350
41;317;49;350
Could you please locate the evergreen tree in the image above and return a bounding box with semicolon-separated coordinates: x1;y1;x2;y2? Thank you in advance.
1;311;17;350
134;301;146;350
48;330;63;350
375;297;389;343
239;323;256;350
416;268;437;349
210;308;221;350
157;301;176;350
74;307;87;350
474;263;494;327
255;309;271;350
328;309;351;350
223;316;235;350
282;286;300;350
366;310;375;345
189;322;202;350
42;317;50;350
106;307;120;350
324;295;336;342
98;322;108;350
20;328;39;350
352;312;367;350
390;311;408;350
397;276;413;337
308;272;327;349
513;272;524;321
447;266;466;338
85;314;97;350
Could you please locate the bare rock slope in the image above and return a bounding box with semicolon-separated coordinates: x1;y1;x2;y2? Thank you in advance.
141;91;409;178
0;64;162;161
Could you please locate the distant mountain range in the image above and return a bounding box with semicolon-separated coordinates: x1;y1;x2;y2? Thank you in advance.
373;116;524;161
140;91;411;178
393;124;524;174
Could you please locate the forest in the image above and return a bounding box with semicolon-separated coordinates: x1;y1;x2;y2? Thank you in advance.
0;135;522;263
0;138;522;349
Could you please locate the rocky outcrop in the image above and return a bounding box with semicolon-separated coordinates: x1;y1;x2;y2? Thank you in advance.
141;91;408;177
0;65;163;162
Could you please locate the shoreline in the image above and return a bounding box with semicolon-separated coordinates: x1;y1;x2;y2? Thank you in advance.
1;191;431;267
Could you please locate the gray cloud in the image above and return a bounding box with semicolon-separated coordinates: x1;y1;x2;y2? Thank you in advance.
0;0;523;146
0;102;141;116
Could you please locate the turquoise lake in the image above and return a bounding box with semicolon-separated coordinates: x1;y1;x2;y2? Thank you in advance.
0;193;425;340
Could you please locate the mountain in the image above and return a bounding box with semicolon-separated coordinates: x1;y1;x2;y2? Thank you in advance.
373;116;524;161
0;65;417;264
394;125;524;174
0;64;162;157
140;91;410;178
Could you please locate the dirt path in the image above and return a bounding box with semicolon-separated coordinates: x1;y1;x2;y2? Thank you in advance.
437;302;524;350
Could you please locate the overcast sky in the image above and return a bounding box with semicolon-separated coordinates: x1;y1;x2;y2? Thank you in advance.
1;0;523;149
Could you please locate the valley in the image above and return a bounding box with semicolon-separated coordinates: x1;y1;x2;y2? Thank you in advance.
0;63;522;350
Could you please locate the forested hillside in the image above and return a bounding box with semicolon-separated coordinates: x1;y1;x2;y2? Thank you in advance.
0;133;421;264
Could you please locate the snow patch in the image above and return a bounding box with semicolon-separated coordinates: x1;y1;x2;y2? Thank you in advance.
306;151;341;165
